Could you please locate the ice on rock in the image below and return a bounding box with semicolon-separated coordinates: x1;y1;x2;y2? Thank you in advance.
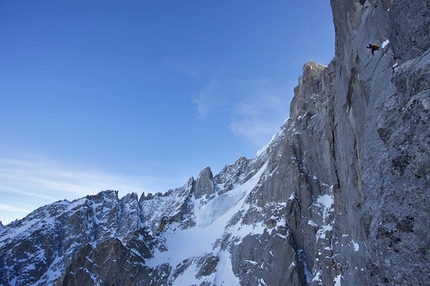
197;188;246;228
197;163;267;228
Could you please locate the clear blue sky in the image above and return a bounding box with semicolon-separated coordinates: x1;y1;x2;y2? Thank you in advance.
0;0;334;225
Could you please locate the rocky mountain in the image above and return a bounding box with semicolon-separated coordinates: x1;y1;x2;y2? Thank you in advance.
1;0;429;285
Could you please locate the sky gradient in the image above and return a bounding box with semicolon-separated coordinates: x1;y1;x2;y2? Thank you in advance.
0;0;334;224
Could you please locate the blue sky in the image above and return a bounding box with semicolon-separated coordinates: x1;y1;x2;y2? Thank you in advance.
0;0;334;225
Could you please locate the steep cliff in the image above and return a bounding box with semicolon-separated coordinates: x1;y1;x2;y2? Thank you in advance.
330;0;430;284
1;0;429;285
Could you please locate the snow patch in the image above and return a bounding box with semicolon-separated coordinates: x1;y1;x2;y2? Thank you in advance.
311;270;322;284
288;192;295;201
316;194;333;210
334;274;342;285
316;224;333;239
381;39;390;49
308;220;318;227
316;193;334;222
214;250;240;285
352;240;360;252
171;262;200;286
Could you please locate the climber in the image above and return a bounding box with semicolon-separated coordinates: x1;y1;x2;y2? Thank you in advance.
367;43;380;55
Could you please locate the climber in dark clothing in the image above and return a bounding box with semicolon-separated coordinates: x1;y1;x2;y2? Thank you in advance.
367;43;380;55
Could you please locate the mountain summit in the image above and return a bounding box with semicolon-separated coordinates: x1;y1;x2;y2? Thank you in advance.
1;0;429;285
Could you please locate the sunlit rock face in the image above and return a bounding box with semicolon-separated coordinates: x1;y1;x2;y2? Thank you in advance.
1;0;429;285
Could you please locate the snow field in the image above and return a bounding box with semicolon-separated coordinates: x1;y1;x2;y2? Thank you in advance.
146;163;268;284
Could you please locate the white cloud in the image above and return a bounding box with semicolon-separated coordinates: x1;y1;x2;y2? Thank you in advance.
194;76;297;149
193;79;218;119
0;204;29;213
194;74;293;148
193;78;231;120
0;155;178;225
229;80;290;148
0;157;148;197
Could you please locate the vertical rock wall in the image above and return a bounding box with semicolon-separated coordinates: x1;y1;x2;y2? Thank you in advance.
256;0;430;284
329;0;430;284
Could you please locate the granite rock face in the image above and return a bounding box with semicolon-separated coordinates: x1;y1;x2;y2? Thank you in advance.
329;0;430;284
1;0;429;285
193;167;215;200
